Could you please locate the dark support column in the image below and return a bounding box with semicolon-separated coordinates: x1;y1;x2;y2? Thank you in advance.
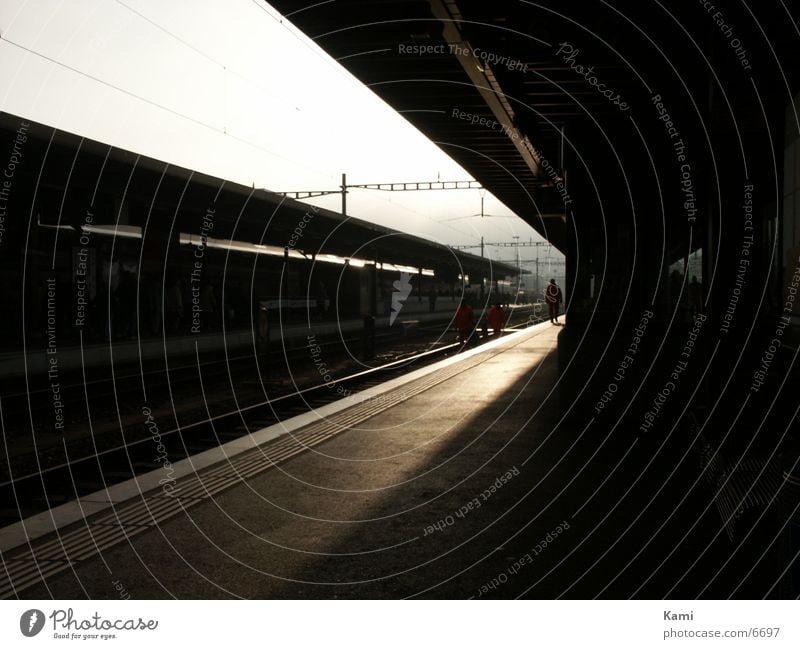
283;245;289;326
779;468;800;596
558;199;598;415
140;206;174;338
362;314;375;360
341;173;347;217
257;303;269;355
370;260;378;316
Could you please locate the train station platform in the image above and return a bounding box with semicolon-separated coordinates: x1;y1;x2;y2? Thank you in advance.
1;321;749;599
0;299;537;380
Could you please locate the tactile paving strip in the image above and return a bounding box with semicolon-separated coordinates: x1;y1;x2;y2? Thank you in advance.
0;329;547;598
697;436;783;540
1;558;75;599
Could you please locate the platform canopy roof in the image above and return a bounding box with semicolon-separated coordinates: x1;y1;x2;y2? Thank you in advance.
268;0;799;258
4;112;520;282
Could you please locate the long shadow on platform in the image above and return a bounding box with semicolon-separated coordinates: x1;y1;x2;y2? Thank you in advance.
250;339;776;599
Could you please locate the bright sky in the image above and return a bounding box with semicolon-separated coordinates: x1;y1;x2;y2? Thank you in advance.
0;0;561;273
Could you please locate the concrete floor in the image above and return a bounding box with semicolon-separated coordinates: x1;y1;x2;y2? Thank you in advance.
12;322;748;599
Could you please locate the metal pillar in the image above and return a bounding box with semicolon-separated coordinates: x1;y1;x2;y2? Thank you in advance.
341;173;347;218
283;246;289;325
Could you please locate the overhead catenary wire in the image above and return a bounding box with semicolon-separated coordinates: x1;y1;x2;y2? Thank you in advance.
0;36;328;177
0;9;537;245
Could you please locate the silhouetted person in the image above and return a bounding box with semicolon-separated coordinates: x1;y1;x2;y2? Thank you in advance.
428;287;437;313
455;300;474;347
545;279;562;324
487;303;506;336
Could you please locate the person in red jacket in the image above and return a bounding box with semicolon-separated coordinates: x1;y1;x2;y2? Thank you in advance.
487;303;506;337
455;301;474;347
545;279;563;324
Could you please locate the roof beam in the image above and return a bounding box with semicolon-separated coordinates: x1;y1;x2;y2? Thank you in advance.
429;0;542;177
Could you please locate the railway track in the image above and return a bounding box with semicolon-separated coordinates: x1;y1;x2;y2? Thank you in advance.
0;313;539;528
0;316;462;480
